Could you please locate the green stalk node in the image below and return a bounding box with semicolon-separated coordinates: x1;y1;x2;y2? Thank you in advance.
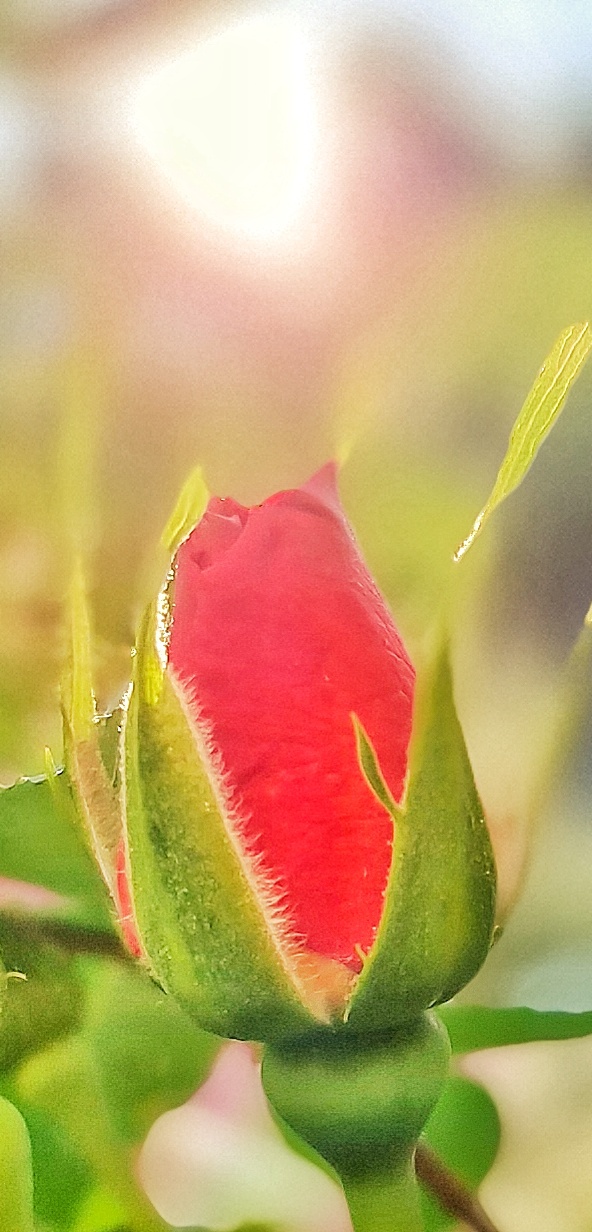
262;1012;450;1232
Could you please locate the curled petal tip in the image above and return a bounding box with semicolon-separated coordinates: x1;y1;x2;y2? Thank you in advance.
301;461;341;509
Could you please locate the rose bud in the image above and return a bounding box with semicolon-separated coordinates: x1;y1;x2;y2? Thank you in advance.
106;463;496;1043
63;465;495;1042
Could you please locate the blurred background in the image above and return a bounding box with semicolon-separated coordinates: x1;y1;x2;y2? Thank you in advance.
2;0;592;1228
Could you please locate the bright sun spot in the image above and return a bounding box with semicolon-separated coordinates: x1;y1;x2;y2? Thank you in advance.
131;13;317;242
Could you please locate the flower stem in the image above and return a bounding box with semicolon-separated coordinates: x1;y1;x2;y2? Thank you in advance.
342;1156;424;1232
262;1016;451;1232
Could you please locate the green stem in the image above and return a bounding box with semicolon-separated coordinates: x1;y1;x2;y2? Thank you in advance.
342;1156;423;1232
262;1016;450;1232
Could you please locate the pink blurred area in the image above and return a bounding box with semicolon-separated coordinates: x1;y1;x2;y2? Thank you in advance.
0;0;495;512
0;875;66;912
137;1040;352;1231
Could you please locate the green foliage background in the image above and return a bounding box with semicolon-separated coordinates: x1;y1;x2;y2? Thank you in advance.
3;5;592;1230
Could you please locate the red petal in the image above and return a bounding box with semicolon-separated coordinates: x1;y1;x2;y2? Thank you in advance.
168;471;414;970
116;839;143;958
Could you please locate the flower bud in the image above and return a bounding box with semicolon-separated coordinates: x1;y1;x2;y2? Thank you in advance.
115;464;495;1042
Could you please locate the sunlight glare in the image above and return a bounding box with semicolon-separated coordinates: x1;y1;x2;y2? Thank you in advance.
131;14;318;242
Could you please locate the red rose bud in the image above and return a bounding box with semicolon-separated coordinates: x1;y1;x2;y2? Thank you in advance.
122;465;496;1041
169;463;413;972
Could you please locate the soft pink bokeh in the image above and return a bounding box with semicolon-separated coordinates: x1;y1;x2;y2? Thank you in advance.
0;876;67;913
138;1040;352;1232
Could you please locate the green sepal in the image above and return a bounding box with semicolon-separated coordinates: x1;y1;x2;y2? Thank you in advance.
347;644;496;1030
122;602;321;1041
61;565;123;903
161;465;209;554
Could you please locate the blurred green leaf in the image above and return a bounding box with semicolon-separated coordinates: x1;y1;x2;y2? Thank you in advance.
70;1186;130;1232
0;772;114;931
234;1226;280;1232
455;321;592;559
439;1004;592;1052
16;960;219;1228
16;1032;143;1226
0;1094;35;1231
528;615;592;826
63;561;95;745
14;1102;92;1230
420;1076;501;1230
348;645;496;1029
56;347;104;561
0;916;85;1074
84;963;220;1144
341;452;490;642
